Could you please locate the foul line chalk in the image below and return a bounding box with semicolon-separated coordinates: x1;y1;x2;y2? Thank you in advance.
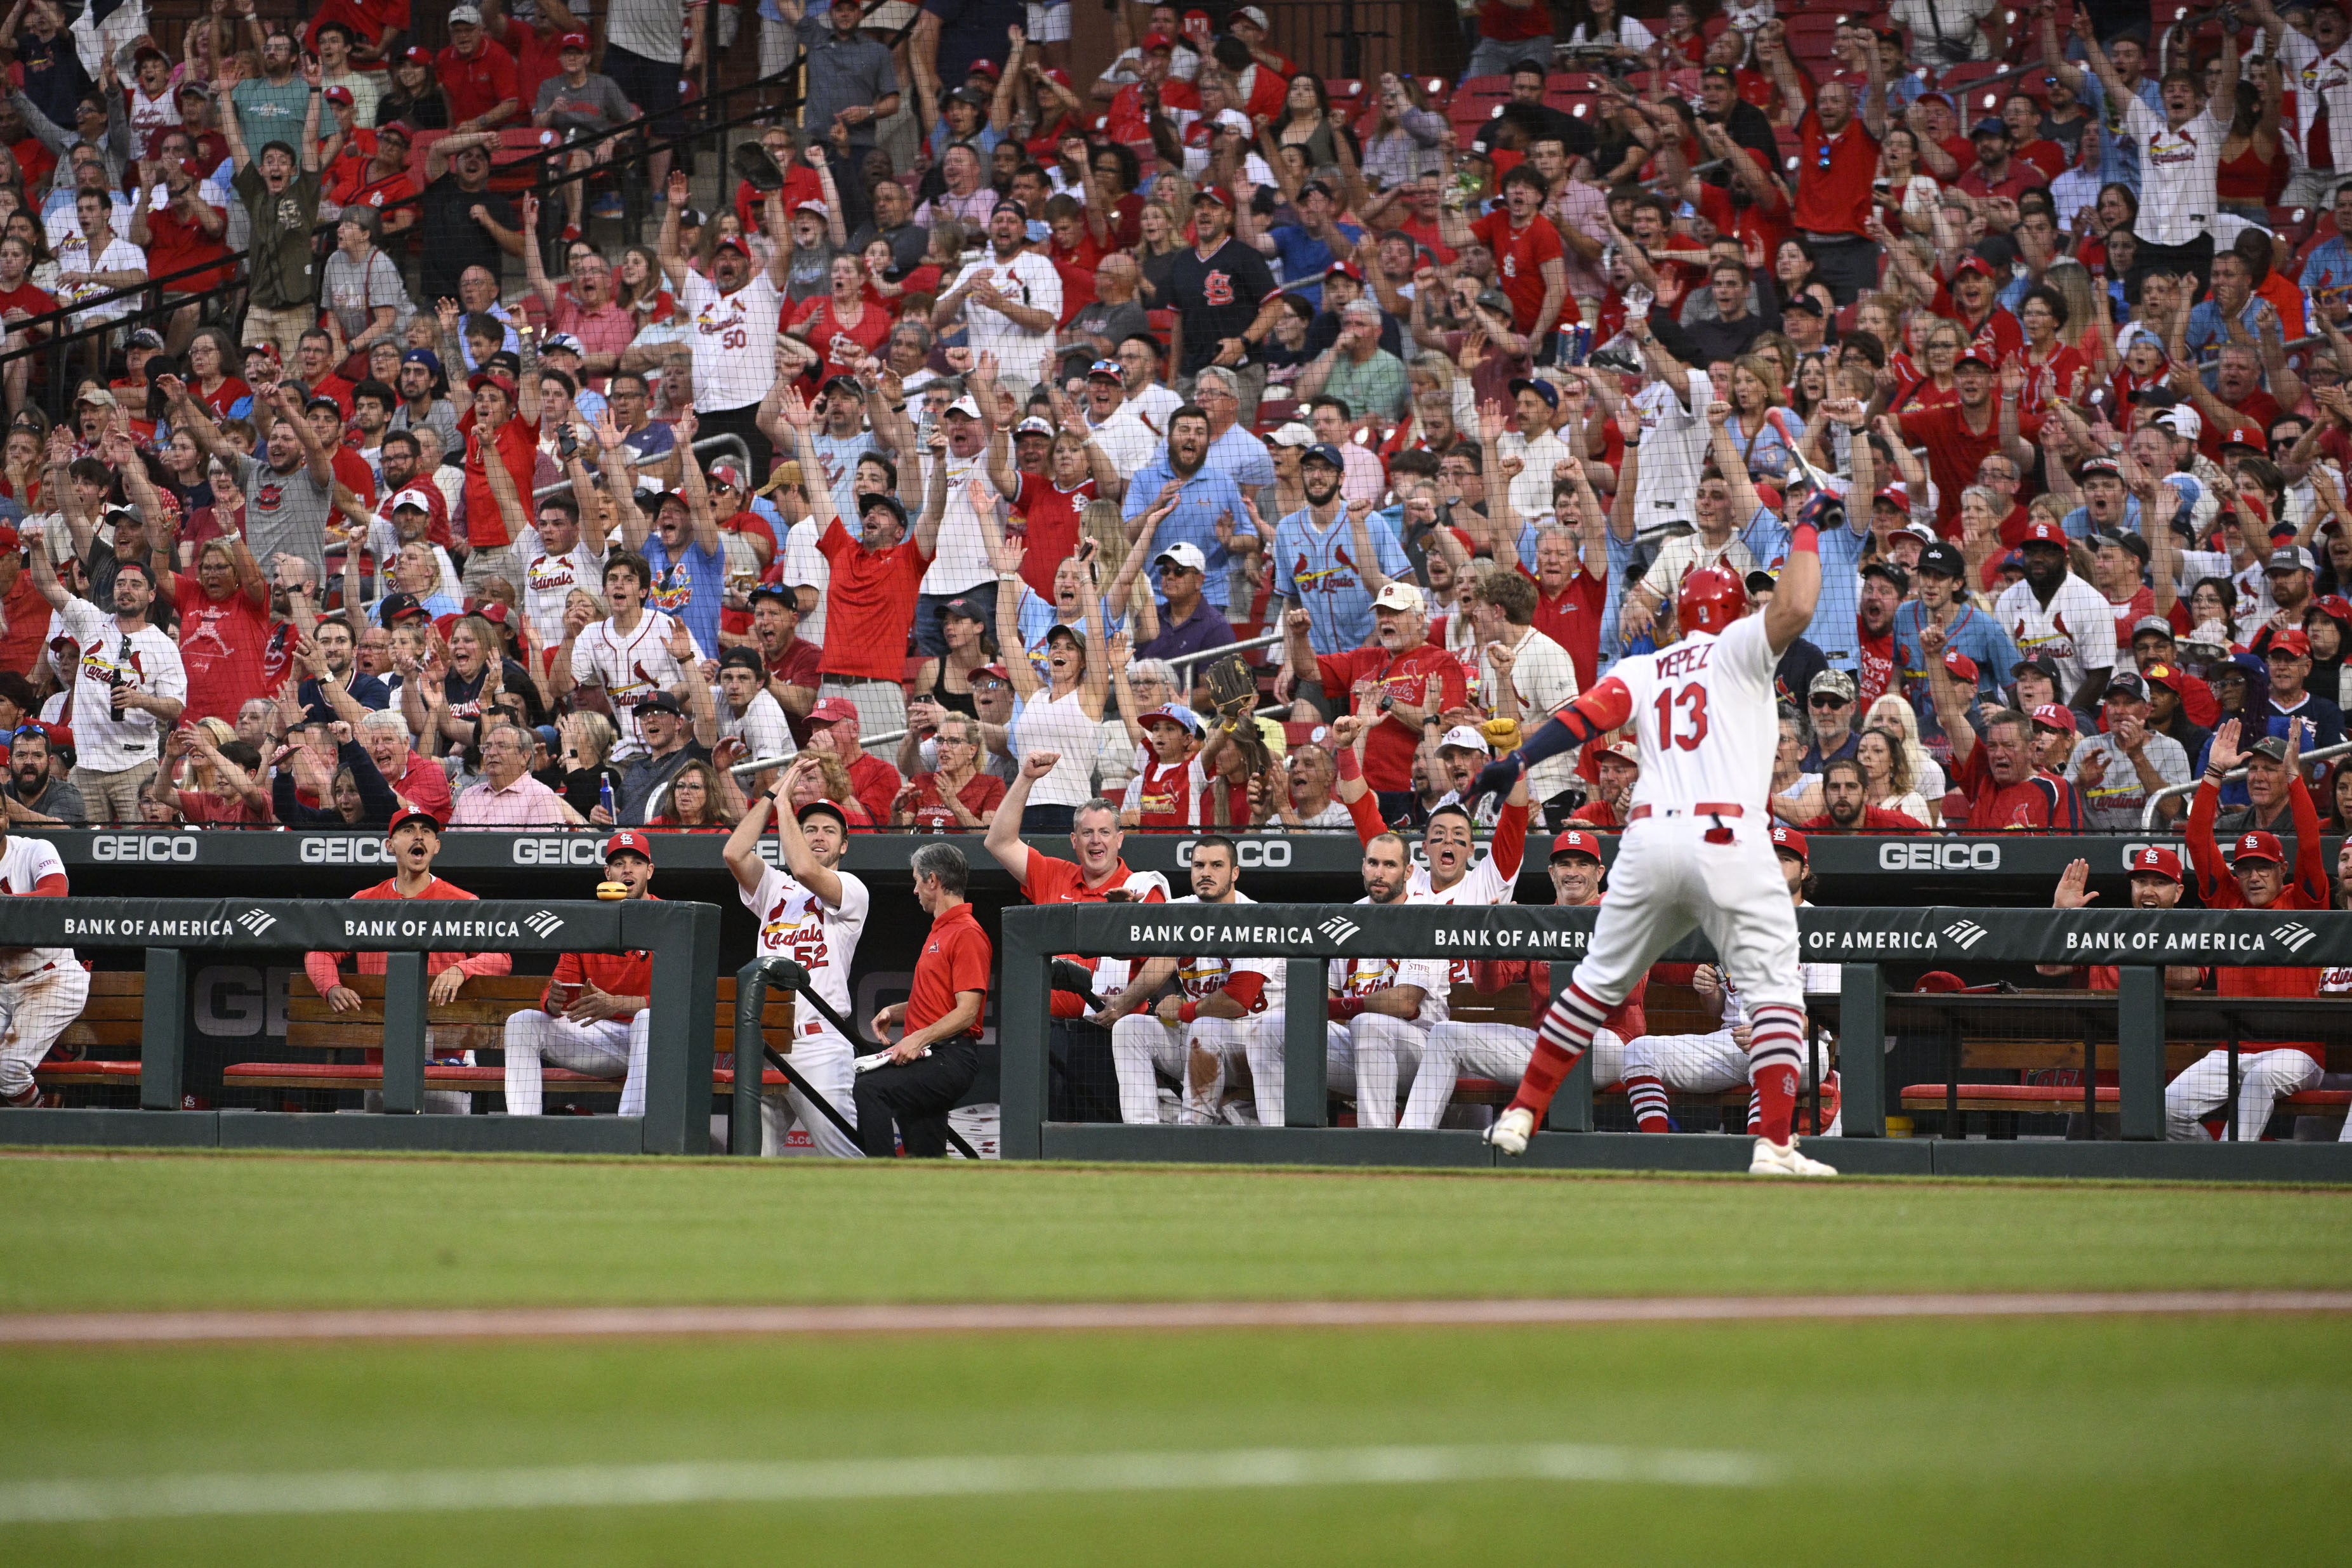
3;1290;2349;1346
0;1444;1772;1525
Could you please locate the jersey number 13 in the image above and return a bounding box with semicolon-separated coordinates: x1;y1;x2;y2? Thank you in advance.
1653;682;1709;751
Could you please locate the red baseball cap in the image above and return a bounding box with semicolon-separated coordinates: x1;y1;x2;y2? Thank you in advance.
388;807;442;836
1193;183;1235;210
1140;31;1177;50
39;721;71;751
1953;254;1997;279
2032;702;2077;733
809;697;861;726
323;86;355;106
1549;829;1604;863
1770;824;1809;862
2266;626;2313;658
2140;662;2186;692
558;31;591;50
2234;830;2285;866
2129;845;2183;883
1942;647;1979;684
2310;595;2352;626
2019;518;2068;546
1873;482;1909;508
603;830;654;863
2219;423;2264;450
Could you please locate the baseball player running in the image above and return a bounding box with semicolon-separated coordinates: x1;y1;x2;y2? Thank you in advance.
1246;831;1448;1130
1471;492;1833;1175
1421;831;1642;1128
720;754;869;1157
1618;826;1840;1136
501;832;659;1117
1091;834;1285;1124
0;817;86;1109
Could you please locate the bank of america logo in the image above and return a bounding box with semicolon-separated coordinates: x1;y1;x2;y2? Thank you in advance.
1318;916;1360;944
235;909;277;937
2274;921;2316;953
1941;919;1987;951
526;911;565;938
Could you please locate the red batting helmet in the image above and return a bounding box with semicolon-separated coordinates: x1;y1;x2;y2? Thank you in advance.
1677;565;1747;636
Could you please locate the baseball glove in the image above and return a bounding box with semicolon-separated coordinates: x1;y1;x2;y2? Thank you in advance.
1202;654;1257;732
1480;717;1523;754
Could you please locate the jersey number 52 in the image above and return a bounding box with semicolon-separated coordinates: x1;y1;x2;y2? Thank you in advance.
1653;682;1709;751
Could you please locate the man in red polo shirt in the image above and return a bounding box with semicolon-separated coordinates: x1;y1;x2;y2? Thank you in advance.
856;842;992;1157
2175;716;2330;1140
1920;625;2087;830
439;5;523;132
1517;519;1606;693
1889;350;2039;534
1285;579;1469;822
1762;22;1886;302
986;754;1169;1018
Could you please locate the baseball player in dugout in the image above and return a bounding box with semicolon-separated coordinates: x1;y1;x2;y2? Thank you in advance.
302;808;513;1116
1092;834;1286;1128
1243;829;1451;1132
724;756;871;1158
1617;826;1841;1138
501;833;659;1119
1421;831;1648;1133
0;812;86;1109
1470;485;1835;1176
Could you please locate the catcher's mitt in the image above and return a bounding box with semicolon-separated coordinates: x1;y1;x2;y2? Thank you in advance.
1202;653;1257;732
1479;717;1523;754
731;141;786;194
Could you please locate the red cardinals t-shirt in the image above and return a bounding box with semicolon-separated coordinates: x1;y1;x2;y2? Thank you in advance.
1315;642;1472;791
1858;625;1894;708
788;295;894;385
1008;473;1095;600
1471;209;1565;338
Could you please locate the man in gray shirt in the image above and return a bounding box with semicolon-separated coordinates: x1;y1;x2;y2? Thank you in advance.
790;0;901;148
2065;671;2191;832
3;727;86;825
162;374;337;586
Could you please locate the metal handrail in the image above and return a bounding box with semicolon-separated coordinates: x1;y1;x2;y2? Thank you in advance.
1163;629;1284;685
532;432;754;501
2137;737;2352;831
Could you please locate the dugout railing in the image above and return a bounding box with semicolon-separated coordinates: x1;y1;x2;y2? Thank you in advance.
997;903;2352;1180
0;896;718;1154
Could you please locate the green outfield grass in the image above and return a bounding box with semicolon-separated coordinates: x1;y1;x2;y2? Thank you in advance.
4;1318;2348;1564
4;1151;2352;1312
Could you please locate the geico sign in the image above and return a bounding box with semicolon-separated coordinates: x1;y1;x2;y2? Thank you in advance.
1876;841;2002;871
1175;838;1292;868
92;834;197;862
299;836;395;865
512;836;606;866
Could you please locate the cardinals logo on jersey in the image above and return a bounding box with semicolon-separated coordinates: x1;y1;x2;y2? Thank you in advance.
2015;611;2077;661
760;892;829;970
255;482;285;510
527;555;577;595
648;569;693;614
1290;545;1359;596
1203;270;1234;307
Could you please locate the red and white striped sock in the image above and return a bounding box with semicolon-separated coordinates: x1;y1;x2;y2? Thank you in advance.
1623;1071;1670;1134
1747;1002;1807;1146
1509;982;1608;1121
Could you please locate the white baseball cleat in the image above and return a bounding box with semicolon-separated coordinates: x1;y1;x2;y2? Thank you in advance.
1486;1107;1535;1156
1748;1136;1838;1176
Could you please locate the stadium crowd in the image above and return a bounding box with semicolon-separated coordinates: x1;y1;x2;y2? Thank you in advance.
2;0;2352;1143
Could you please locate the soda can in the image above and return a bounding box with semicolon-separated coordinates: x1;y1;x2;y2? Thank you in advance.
1571;322;1592;365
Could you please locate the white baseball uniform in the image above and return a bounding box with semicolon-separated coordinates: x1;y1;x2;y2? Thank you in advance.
1629;368;1714;540
0;836;87;1104
567;609;704;761
1246;893;1449;1131
737;860;869;1156
1540;614;1809;1081
1109;893;1286;1124
500;942;655;1117
1622;947;1840;1132
1994;573;2116;704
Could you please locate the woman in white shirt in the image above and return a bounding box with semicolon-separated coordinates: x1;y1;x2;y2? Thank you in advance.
1561;0;1656;63
991;489;1111;831
1873;127;1941;237
1865;694;1946;819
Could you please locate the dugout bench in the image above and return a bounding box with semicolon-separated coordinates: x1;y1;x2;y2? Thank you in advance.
0;897;722;1154
1800;993;2352;1140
